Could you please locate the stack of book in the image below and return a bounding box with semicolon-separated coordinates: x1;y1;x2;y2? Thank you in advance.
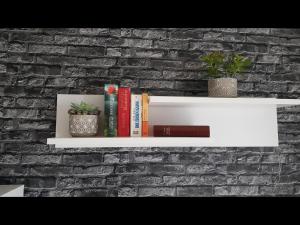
104;84;149;137
104;84;210;138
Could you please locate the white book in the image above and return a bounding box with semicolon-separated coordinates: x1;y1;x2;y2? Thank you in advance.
130;94;142;137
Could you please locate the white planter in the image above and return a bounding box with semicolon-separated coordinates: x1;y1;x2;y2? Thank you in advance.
208;78;237;97
69;114;99;137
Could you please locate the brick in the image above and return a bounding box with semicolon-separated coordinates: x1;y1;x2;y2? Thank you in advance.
36;55;77;65
175;80;208;91
118;187;137;197
68;46;105;56
282;56;300;64
77;57;116;66
73;165;114;175
79;28;109;35
255;82;287;93
81;177;105;187
115;164;147;174
106;48;122;56
16;177;56;188
21;154;61;164
0;64;6;72
123;68;161;79
16;98;55;109
154;40;189;50
238;28;270;34
0;154;21;164
122;38;152;48
105;176;120;186
203;32;223;41
149;164;185;175
186;164;220;174
271;29;300;37
2;109;38;119
10;33;53;43
169;29;204;40
236;43;268;53
140;80;174;89
28;44;66;54
103;153;129;164
16;77;45;87
189;42;223;51
22;64;61;75
0;166;28;176
139;187;176;197
133;153;164;163
238;175;273;185
6;53;34;63
132;29;167;39
8;42;26;52
259;184;294;195
122;176;162;185
117;58;149;67
54;35;99;45
177;186;213;197
30;166;73;176
134;49;164;58
57;177;81;188
74;189;108;197
215;186;259;196
257;55;280;64
45;78;76;87
63;154;102;165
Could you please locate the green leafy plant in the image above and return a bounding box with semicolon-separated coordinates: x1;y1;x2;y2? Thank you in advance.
201;52;252;78
224;53;252;77
200;51;225;77
68;101;100;115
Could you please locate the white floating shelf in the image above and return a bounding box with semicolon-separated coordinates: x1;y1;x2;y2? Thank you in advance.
47;137;214;148
149;96;300;108
47;94;300;148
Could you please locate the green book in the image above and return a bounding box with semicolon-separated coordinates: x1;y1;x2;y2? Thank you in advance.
104;84;118;137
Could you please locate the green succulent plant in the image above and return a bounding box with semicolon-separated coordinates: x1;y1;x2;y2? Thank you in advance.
68;101;100;115
200;51;252;78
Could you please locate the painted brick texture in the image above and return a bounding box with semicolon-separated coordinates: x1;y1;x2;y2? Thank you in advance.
0;28;300;197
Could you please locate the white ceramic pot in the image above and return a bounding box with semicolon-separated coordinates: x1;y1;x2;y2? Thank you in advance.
69;114;99;137
208;78;237;97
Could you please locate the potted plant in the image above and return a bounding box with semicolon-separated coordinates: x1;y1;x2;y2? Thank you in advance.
68;101;101;137
201;52;251;97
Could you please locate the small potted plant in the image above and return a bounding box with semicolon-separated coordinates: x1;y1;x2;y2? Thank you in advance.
68;101;101;137
201;52;251;97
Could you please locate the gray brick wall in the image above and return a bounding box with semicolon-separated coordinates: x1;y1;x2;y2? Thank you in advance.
1;28;300;197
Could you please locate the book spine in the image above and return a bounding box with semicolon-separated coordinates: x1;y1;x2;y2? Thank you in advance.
153;126;210;137
130;94;142;137
118;87;131;137
104;84;118;137
142;93;149;137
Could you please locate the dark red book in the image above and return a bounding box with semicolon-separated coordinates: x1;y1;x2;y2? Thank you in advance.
118;87;131;136
153;125;210;137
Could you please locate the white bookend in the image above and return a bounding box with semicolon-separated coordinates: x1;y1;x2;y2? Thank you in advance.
130;94;142;137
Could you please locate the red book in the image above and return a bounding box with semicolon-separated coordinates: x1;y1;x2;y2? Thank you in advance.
118;87;131;136
153;125;210;137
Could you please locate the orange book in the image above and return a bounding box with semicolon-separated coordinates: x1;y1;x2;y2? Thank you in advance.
142;93;149;137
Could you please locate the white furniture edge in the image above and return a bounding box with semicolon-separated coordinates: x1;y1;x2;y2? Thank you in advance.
149;96;300;107
0;185;24;197
47;137;214;148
